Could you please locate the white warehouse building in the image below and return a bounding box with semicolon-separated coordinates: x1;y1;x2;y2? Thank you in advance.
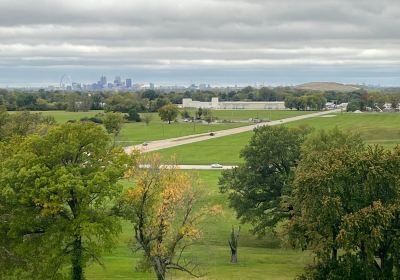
182;97;286;110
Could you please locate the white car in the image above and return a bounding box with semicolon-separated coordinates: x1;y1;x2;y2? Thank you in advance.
211;163;223;168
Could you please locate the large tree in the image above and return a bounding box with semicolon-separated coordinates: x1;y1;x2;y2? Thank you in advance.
102;112;125;145
158;104;178;124
0;122;132;280
118;155;212;280
290;129;365;261
291;129;400;279
219;125;311;235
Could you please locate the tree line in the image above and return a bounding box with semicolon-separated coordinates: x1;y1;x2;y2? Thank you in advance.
2;87;399;114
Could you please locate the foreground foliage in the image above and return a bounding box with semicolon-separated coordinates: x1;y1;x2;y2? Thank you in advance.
291;129;400;279
0;122;132;280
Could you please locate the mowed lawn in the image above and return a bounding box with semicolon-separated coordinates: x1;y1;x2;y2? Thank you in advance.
36;110;310;144
118;121;247;145
186;109;311;121
35;111;247;143
156;113;400;165
85;170;311;280
117;110;312;144
39;110;103;123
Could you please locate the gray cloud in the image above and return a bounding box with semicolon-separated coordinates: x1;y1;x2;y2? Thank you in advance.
0;0;400;85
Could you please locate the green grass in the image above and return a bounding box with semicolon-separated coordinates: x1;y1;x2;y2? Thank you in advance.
284;112;400;147
25;111;245;144
195;109;311;122
38;110;103;123
117;121;247;145
27;110;312;145
117;110;311;145
156;113;400;165
85;171;311;280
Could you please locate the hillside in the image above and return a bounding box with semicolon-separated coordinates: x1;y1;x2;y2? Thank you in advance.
295;82;360;92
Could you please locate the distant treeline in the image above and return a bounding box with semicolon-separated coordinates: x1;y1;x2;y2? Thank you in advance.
0;86;399;113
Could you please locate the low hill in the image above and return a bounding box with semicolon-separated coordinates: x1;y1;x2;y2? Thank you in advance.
295;82;360;92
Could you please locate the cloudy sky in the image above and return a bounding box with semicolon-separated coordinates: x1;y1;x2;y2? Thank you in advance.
1;0;400;87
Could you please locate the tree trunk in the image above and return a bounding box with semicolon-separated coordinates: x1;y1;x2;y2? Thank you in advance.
153;258;166;280
331;248;337;261
72;236;84;280
230;249;238;263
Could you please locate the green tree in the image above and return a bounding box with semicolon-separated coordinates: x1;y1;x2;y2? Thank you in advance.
290;129;365;261
219;125;311;235
102;112;125;145
0;123;133;280
196;108;203;119
181;109;191;120
202;109;214;124
127;108;141;122
158;104;178;124
142;113;153;126
291;129;400;279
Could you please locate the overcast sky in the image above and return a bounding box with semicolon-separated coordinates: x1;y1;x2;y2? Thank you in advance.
1;0;400;87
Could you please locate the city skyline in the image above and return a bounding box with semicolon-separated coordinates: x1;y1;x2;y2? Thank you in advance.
1;0;400;87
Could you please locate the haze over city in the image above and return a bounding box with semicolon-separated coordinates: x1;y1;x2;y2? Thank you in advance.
1;0;400;87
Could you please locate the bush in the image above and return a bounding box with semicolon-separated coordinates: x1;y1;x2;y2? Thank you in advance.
297;255;380;280
127;108;141;122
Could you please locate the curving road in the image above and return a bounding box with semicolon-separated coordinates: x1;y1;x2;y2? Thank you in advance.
124;109;341;154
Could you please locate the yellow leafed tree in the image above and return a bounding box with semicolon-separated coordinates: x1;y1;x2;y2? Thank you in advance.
118;154;217;280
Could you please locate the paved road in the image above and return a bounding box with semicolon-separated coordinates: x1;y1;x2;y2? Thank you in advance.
139;164;237;170
125;109;341;154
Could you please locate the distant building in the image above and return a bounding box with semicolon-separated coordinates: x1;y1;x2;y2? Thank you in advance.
114;76;122;86
182;97;286;110
149;83;155;90
126;78;132;88
199;83;210;90
99;75;107;87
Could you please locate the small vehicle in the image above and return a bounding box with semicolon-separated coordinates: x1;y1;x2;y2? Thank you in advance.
142;142;149;146
211;163;223;168
209;132;215;136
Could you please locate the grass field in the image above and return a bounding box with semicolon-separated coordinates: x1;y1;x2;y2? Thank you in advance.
34;111;246;143
35;110;311;145
117;121;247;144
39;110;103;123
117;110;311;144
186;109;311;121
156;113;400;165
85;170;311;280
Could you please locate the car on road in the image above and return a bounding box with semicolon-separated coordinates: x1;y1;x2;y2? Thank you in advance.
142;142;149;146
209;132;215;136
211;163;223;168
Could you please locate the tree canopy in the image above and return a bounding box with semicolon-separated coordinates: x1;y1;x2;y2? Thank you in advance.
291;129;400;279
219;125;311;235
158;104;179;124
0;122;133;280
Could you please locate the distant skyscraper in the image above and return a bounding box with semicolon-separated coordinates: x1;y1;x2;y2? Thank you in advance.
126;78;132;88
114;76;122;86
99;75;107;87
149;82;155;90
